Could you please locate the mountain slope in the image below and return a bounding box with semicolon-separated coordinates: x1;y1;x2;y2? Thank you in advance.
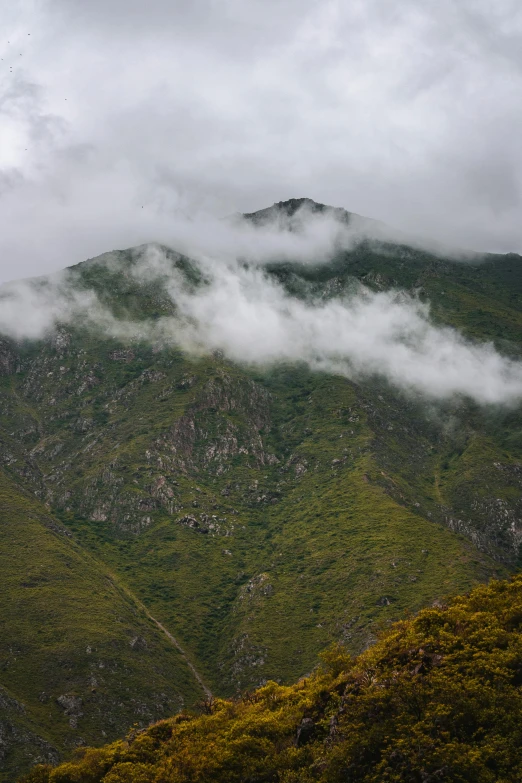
0;337;505;690
0;470;205;781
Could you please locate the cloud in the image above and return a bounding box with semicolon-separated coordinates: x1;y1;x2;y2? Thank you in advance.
0;232;520;406
0;273;98;339
139;245;522;406
2;1;522;281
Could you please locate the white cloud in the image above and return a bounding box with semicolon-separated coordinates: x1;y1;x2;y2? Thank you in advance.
0;231;519;406
151;246;522;406
0;273;97;339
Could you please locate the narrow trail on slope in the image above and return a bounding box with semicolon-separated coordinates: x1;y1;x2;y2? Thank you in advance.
106;572;214;700
433;467;444;505
131;594;214;700
72;541;214;700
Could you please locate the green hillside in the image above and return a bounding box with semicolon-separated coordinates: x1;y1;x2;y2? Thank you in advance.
1;199;521;779
22;573;522;783
0;471;204;781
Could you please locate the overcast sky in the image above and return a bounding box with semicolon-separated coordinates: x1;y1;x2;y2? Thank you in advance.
2;0;522;280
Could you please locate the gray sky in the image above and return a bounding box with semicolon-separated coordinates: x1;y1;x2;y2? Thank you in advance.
2;0;522;279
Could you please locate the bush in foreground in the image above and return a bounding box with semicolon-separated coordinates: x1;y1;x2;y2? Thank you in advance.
22;575;522;782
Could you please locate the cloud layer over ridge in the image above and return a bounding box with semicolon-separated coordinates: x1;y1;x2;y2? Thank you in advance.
0;223;520;406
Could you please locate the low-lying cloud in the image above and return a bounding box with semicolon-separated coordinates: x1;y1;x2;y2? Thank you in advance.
0;225;520;407
145;247;522;406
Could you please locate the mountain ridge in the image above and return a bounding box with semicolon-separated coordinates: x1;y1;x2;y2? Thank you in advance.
240;197;486;259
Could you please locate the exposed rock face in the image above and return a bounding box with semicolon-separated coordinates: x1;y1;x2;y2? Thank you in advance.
0;338;19;376
240;573;273;599
34;368;278;533
109;349;135;362
0;686;59;775
228;633;268;689
56;694;84;729
152;373;273;476
296;717;316;747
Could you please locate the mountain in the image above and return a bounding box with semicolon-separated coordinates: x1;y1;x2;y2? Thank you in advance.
242;196;354;225
1;199;521;779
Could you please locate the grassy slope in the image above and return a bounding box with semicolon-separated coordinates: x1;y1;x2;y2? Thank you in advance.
0;471;204;782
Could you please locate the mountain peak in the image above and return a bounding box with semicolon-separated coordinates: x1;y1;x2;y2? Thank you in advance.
241;197;352;226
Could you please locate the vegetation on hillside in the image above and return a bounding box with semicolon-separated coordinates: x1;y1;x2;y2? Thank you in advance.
0;472;204;782
1;200;522;777
22;573;522;782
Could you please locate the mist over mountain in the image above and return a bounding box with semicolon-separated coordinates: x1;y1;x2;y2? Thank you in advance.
0;199;519;404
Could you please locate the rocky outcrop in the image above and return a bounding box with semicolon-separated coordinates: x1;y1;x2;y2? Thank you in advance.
0;687;59;775
150;372;276;476
0;338;19;375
